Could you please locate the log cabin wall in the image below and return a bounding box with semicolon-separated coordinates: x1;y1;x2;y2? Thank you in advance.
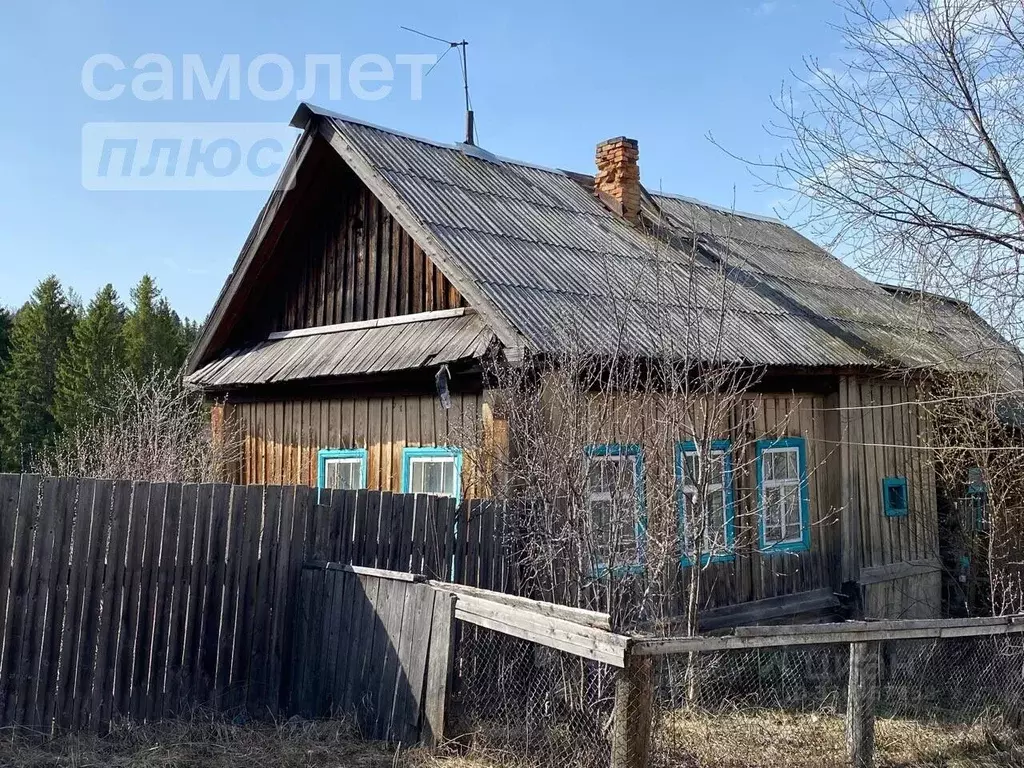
231;143;465;344
839;375;941;618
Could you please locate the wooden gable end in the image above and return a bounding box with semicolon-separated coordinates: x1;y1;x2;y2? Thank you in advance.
228;136;466;346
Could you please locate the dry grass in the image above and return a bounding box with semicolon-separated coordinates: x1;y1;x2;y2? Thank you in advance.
660;710;1024;768
1;712;1020;768
0;716;412;768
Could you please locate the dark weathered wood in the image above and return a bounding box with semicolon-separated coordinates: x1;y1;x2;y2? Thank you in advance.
231;484;264;706
859;558;941;586
610;652;653;768
58;478;102;728
423;590;456;748
394;583;436;743
163;483;199;718
131;482;166;720
148;481;182;720
846;641;879;768
93;480;132;726
21;477;67;727
249;484;282;711
698;588;842;631
211;483;243;699
0;474;34;727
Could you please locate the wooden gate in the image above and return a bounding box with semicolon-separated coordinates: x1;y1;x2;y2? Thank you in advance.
291;563;455;744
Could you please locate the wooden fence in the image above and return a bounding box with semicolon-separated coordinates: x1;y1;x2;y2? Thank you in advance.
0;474;511;731
292;564;456;744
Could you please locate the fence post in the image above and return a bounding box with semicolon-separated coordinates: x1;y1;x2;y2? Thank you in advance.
423;591;457;747
610;647;653;768
846;640;879;768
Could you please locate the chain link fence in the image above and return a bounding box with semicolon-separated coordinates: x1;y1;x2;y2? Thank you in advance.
441;624;1024;767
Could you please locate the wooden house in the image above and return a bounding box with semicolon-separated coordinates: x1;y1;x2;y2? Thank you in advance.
186;103;1011;623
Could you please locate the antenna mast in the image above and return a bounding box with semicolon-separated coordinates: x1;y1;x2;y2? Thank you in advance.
400;26;475;145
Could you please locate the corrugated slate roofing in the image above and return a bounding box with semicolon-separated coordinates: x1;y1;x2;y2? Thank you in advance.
312;105;1003;370
191;103;1019;387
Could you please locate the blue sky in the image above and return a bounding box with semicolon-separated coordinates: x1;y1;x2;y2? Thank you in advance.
0;0;847;320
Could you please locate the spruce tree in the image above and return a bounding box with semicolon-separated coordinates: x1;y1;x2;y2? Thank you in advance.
124;275;187;379
55;284;127;434
0;307;12;372
0;277;76;469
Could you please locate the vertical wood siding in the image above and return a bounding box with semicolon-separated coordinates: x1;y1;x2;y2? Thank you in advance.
228;393;486;495
238;164;464;342
565;390;844;613
840;376;940;618
839;376;939;571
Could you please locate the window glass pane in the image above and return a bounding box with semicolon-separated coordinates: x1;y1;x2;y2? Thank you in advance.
324;459;361;490
764;486;783;542
784;449;799;480
409;457;456;496
410;460;425;493
587;451;640;565
783;486;801;537
887;483;906;511
767;450;798;482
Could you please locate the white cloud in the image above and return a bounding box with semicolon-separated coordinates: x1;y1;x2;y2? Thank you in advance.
754;1;778;16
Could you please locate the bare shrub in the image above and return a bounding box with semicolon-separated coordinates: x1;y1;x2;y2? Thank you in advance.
37;368;238;483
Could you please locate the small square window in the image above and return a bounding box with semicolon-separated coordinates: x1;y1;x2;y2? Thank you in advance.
883;477;908;517
402;448;462;501
318;449;367;490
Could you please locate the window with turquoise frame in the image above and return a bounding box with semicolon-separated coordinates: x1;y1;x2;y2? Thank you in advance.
677;440;736;565
966;466;987;530
585;444;646;575
756;437;811;553
401;447;463;502
317;449;368;490
882;477;909;517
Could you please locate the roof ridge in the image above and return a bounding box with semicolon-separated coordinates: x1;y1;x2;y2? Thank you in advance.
294;102;573;176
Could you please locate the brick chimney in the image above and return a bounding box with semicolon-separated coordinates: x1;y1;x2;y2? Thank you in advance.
595;136;641;223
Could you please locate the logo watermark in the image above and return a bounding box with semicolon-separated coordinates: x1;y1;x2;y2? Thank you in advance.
82;122;297;191
82;53;438;103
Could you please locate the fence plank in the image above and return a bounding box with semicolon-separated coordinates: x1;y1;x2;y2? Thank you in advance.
373;579;407;739
19;477;65;727
131;482;167;721
249;484;282;712
423;590;456;748
393;582;435;743
148;481;182;721
210;483;242;701
56;478;98;729
280;487;312;712
267;485;297;714
230;484;264;708
0;474;32;727
163;483;198;718
94;480;132;727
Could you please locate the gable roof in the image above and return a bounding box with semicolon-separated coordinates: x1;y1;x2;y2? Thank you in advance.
189;103;1013;380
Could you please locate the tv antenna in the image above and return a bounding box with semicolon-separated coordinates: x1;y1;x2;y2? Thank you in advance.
400;26;475;145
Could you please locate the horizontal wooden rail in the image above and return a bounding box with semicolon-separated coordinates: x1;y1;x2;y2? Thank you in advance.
304;561;425;583
633;614;1024;656
859;558;942;586
452;593;629;668
427;580;612;630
